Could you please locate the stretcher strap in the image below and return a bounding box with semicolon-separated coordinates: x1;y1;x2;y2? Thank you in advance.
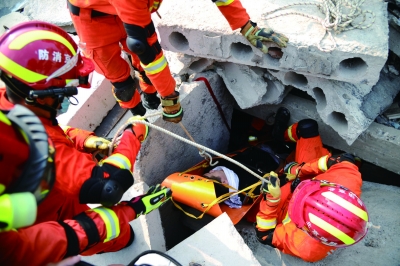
172;181;262;219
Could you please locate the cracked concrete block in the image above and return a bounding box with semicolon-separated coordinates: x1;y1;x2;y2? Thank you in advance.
0;12;30;35
243;94;400;174
166;213;261;266
22;0;73;29
57;71;116;131
134;71;235;185
164;50;214;75
215;62;289;109
266;69;400;145
157;0;388;85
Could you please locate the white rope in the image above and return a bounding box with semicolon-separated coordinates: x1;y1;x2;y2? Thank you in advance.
262;0;375;52
109;113;270;184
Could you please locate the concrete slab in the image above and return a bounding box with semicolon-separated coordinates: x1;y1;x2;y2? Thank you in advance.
132;71;236;186
0;12;30;35
166;213;261;266
215;62;289;108
0;0;25;17
57;71;116;131
266;68;400;145
81;182;167;265
22;0;73;29
240;181;400;266
243;93;400;175
157;0;388;85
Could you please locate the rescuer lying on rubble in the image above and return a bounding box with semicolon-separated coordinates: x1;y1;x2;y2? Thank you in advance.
66;0;289;122
254;108;369;262
0;21;171;265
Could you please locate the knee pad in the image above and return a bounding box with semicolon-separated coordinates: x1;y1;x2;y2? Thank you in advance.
112;76;136;102
296;119;319;139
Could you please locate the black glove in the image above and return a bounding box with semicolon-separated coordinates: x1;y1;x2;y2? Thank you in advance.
327;153;355;169
254;223;275;246
125;184;172;218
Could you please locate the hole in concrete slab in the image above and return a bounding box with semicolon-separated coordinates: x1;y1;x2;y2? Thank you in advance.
338;57;367;77
189;58;213;73
327;111;348;134
169;32;189;51
231;42;253;61
283;72;308;88
313;87;327;111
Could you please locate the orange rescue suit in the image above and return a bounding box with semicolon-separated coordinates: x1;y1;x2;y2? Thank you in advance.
0;88;141;264
256;133;363;262
67;0;249;108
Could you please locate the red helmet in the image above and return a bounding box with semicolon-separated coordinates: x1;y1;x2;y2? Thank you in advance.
0;20;94;90
288;179;368;248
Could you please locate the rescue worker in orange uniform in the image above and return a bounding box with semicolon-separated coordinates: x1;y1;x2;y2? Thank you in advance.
0;21;172;265
254;110;368;262
66;0;289;122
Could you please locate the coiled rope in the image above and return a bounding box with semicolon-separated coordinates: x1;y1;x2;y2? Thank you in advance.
109;112;272;184
262;0;375;52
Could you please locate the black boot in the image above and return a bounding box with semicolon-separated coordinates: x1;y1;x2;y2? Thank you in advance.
271;107;290;142
141;92;161;110
130;101;146;116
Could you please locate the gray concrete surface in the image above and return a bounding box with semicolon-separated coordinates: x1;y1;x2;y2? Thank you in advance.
166;213;261;266
157;0;388;85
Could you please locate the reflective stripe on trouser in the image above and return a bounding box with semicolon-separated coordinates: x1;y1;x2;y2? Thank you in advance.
101;153;132;172
91;207;120;242
256;216;277;230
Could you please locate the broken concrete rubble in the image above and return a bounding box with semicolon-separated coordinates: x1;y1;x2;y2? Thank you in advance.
157;0;388;85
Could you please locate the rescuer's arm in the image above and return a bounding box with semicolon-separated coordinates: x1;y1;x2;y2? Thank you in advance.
211;0;288;54
254;172;281;246
0;204;136;266
55;122;148;207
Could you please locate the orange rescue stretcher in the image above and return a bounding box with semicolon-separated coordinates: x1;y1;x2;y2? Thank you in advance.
162;143;283;225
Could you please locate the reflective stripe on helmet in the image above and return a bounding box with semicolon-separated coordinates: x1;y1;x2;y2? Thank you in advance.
214;0;234;6
92;207;120;242
322;191;368;221
141;54;168;75
9;30;76;55
309;213;355;246
0;52;47;83
318;155;329;172
256;217;277;230
102;154;132;172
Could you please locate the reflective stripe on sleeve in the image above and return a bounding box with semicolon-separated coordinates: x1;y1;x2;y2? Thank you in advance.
92;207;120;243
256;217;277;230
318;155;329;172
214;0;234;6
287;124;296;142
103;153;132;172
282;212;291;225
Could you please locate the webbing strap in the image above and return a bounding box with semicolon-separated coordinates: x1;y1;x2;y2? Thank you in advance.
74;212;100;249
58;221;80;258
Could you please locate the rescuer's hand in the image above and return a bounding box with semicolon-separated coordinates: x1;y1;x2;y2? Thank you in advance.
261;172;281;205
284;161;303;180
84;136;111;155
125;184;172;218
327;153;356;169
161;91;183;123
241;20;288;54
125;116;149;143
